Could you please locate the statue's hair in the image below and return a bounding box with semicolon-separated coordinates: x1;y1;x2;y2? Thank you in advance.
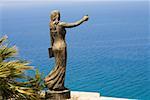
50;10;60;31
50;10;60;21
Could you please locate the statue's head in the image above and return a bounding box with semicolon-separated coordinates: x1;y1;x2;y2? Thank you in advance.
50;10;60;22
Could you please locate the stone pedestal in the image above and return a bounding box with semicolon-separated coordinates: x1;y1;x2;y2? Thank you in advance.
45;89;70;100
70;91;100;100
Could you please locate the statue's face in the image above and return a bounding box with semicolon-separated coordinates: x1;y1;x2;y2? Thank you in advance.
56;12;60;21
54;13;60;24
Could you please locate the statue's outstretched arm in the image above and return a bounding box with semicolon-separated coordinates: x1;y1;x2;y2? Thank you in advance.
59;15;89;28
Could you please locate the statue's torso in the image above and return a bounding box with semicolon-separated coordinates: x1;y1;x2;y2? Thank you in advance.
51;23;67;50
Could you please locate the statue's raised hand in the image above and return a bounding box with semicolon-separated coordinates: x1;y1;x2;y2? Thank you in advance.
83;15;89;21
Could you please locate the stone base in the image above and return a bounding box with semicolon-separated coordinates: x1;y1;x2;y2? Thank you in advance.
40;91;132;100
45;89;70;100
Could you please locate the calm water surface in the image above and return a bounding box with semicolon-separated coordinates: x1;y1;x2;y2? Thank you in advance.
1;1;150;99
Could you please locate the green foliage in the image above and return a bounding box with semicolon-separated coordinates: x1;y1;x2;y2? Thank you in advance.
0;35;44;99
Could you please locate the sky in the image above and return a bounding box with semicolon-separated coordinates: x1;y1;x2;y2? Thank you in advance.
0;0;148;10
0;0;147;2
0;0;148;7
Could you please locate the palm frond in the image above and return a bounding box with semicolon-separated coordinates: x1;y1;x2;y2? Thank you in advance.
0;35;44;99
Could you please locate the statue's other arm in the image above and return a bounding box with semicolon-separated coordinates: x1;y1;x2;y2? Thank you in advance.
59;15;89;28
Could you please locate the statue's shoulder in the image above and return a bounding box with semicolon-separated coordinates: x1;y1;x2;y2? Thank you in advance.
58;22;66;26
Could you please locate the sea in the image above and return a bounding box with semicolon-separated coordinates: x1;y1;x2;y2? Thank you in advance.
0;1;149;99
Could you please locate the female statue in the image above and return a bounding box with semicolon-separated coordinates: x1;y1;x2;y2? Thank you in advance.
45;10;89;91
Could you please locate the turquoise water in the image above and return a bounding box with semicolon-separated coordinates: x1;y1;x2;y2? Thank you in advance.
1;1;149;99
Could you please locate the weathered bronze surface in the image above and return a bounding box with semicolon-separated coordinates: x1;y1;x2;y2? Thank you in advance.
44;10;88;99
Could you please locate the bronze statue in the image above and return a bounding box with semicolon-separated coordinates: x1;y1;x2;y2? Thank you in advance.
45;10;89;91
